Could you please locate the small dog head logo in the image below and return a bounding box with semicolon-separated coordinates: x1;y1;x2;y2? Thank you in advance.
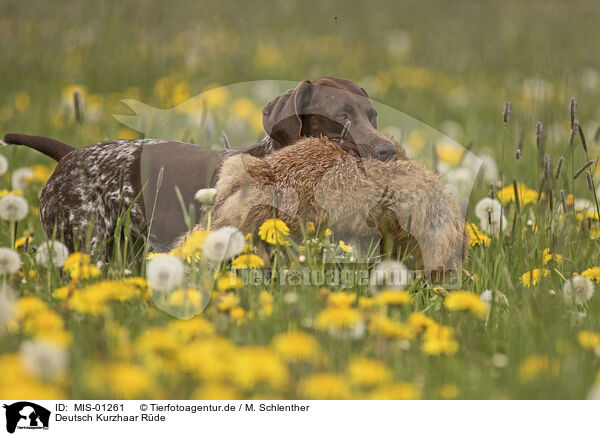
3;402;50;434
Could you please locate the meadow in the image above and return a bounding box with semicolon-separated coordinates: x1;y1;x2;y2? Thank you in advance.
1;0;600;399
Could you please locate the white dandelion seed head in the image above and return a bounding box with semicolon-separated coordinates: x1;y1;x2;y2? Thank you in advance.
399;339;411;350
146;254;185;293
0;194;29;221
203;226;245;262
445;166;475;199
11;167;33;191
481;289;509;307
369;260;410;294
0;247;21;275
328;319;366;340
35;240;70;268
492;353;509;368
19;339;69;381
475;198;503;224
440;120;464;139
0;154;8;176
194;188;218;206
562;275;595;305
283;291;298;305
573;198;594;212
0;286;16;330
587;384;600;400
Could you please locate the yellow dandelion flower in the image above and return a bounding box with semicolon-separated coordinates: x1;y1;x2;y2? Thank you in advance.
440;384;459;399
519;354;559;381
135;328;179;354
368;314;416;340
305;221;316;234
218;293;240;312
406;130;426;152
436;142;463;166
589;227;600;239
230;97;258;120
576;210;599;222
15;296;48;319
171;229;210;262
192;383;239;400
88;362;151;399
23;310;64;335
300;373;350;400
272;331;320;362
216;273;243;291
542;248;562;266
408;312;437;331
230;307;246;321
339;240;353;253
254;44;282;69
347;357;392;387
444;291;487;318
315;306;362;330
169;317;215;340
327;292;357;308
422;324;459;356
14;235;30;249
374;289;412;306
467;223;490;246
63;252;101;280
581;266;600;282
29;164;53;184
258;218;290;245
176;337;236;382
168;288;204;309
497;183;538;204
259;290;274;306
578;331;600;351
0;189;23;198
35;329;72;348
14;92;30;112
231;346;289;391
52;286;72;300
259;290;274;316
68;289;109;316
358;297;375;310
521;268;550;287
68;280;142;315
231;253;264;269
0;354;64;399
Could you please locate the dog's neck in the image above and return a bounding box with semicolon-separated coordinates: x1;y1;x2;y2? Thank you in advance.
221;136;275;158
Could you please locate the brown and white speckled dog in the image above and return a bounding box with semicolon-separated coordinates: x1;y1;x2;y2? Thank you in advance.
196;137;469;277
3;76;400;256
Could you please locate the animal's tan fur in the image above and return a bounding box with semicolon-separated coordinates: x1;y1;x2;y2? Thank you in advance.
184;137;469;276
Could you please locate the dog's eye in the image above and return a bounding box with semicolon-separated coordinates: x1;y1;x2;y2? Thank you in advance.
337;112;348;120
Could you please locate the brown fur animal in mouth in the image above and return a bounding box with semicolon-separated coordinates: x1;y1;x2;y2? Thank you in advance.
184;137;469;278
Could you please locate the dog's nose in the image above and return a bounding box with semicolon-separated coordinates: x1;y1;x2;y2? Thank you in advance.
374;141;398;161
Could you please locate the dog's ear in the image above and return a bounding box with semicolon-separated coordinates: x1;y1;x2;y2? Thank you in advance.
262;80;313;147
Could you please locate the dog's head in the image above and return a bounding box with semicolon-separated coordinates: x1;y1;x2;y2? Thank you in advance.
262;76;404;161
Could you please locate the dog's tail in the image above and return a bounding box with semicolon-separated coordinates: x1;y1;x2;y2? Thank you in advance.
2;133;75;162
